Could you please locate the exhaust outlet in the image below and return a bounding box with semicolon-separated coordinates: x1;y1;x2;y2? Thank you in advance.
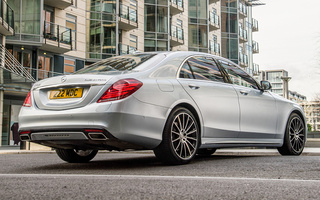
20;135;30;141
88;133;108;140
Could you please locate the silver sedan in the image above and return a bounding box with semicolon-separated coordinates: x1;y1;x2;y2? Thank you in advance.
19;51;307;164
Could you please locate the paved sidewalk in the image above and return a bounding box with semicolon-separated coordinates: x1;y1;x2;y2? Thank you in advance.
0;147;320;156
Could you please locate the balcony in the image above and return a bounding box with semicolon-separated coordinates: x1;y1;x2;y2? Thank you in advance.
252;41;259;54
118;43;136;55
170;25;184;46
253;63;259;76
239;52;248;68
44;0;72;10
0;0;14;36
40;21;72;54
238;2;247;19
239;27;247;43
209;40;220;56
119;4;137;31
209;12;219;31
252;18;259;32
170;0;183;15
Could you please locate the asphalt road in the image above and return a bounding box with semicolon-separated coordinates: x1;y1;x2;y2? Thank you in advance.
1;152;320;199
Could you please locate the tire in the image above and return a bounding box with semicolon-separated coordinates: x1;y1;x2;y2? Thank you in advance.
197;148;216;156
154;107;200;165
56;149;98;163
277;113;306;156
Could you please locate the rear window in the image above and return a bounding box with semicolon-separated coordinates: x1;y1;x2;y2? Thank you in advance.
75;54;156;74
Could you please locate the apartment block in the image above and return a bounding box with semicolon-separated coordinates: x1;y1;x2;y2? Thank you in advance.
0;0;262;147
302;101;320;131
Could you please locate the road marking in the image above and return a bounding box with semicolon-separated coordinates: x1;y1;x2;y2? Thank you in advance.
0;174;319;183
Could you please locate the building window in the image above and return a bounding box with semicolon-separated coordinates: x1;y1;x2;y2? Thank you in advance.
66;14;77;50
213;34;217;42
144;2;169;52
130;35;137;51
43;6;54;37
130;0;137;8
72;0;77;7
212;8;217;14
38;56;52;80
64;58;75;74
177;19;182;28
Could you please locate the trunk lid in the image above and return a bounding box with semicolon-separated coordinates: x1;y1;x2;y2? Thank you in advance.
32;74;114;110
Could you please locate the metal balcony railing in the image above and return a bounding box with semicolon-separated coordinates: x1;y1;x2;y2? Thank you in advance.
252;18;259;31
209;12;219;26
119;43;136;55
30;67;63;81
120;4;137;23
0;0;14;33
239;2;247;16
170;0;183;8
210;40;220;54
43;21;72;48
171;25;183;40
239;52;248;65
253;63;259;75
239;27;247;40
252;41;259;53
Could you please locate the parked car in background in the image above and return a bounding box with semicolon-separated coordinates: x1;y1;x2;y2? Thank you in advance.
19;51;307;165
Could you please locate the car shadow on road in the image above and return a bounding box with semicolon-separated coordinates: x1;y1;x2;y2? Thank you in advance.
21;153;270;174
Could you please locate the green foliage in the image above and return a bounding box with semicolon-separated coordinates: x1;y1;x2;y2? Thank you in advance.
307;123;312;132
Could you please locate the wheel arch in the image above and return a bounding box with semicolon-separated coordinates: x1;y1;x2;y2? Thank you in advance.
163;102;202;139
290;109;307;135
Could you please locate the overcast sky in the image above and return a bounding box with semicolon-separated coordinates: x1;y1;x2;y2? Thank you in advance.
253;0;320;100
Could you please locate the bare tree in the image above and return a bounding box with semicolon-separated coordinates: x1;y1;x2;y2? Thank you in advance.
314;93;320;102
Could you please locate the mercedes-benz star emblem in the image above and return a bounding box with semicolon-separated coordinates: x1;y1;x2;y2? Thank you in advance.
61;76;67;83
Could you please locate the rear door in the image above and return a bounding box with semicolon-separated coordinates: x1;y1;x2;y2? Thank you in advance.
178;56;240;139
218;60;278;139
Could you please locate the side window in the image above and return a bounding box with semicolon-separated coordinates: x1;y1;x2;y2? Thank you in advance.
219;60;259;89
185;57;225;83
179;62;194;79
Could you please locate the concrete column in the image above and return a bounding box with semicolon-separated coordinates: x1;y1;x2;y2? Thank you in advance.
281;76;291;100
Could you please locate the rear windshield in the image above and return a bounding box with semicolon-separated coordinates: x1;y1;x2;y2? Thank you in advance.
75;54;156;74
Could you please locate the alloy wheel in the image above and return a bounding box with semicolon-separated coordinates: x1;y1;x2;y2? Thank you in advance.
170;112;198;160
289;116;305;153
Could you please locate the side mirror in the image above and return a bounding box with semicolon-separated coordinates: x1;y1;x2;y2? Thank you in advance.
260;81;272;91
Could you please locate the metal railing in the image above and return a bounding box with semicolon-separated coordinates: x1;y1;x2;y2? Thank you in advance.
0;44;36;82
119;43;136;55
29;67;63;81
120;4;137;23
210;40;220;54
209;12;219;26
170;0;183;8
0;0;14;33
239;52;248;65
239;2;247;15
252;18;259;31
171;25;183;40
239;27;247;40
253;63;259;75
43;21;72;48
252;41;259;52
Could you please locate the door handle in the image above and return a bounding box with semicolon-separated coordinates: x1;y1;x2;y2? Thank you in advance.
188;84;200;90
240;90;249;95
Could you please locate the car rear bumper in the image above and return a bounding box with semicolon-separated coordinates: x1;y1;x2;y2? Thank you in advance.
19;96;168;149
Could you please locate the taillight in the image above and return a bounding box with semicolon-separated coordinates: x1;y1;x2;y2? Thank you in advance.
23;91;32;107
97;79;143;103
19;131;31;135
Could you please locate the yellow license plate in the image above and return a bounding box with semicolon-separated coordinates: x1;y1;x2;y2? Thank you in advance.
49;88;83;99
